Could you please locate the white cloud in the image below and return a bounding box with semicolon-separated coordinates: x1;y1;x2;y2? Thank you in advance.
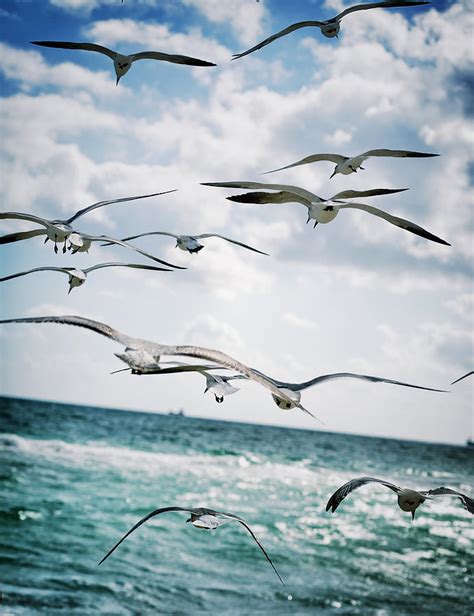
181;0;266;44
283;312;319;331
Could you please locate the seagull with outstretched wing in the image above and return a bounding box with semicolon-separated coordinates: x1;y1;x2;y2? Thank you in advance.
326;476;473;520
232;2;430;59
201;181;449;245
263;148;439;178
31;41;216;84
98;505;284;584
0;315;313;416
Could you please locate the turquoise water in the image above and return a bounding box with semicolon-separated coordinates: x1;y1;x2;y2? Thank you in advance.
0;396;473;615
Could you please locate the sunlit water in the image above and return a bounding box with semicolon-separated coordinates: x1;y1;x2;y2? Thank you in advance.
1;396;472;615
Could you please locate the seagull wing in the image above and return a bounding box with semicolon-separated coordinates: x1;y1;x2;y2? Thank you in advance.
168;345;313;416
202;181;320;203
329;188;408;200
31;40;117;59
326;477;401;513
0;229;47;245
98;506;196;566
263;153;346;174
451;371;473;385
131;51;216;67
361;148;439;159
193;234;269;255
216;511;285;585
252;371;447;393
339;202;450;245
109;232;179;244
64;189;177;224
0;315;138;347
84;262;172;274
226;191;312;208
0;267;72;282
0;212;50;228
418;488;474;513
232;21;325;60
81;234;186;269
335;1;430;21
128;363;231;375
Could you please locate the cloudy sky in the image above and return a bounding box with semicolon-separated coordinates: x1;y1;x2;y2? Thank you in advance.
0;0;472;444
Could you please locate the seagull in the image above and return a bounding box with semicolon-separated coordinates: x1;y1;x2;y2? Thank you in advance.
31;41;216;85
97;505;284;584
201;181;449;245
451;371;473;385
0;262;171;294
263;149;439;178
0;189;176;254
0;315;312;415
232;1;429;59
190;368;446;409
326;476;474;521
103;231;269;256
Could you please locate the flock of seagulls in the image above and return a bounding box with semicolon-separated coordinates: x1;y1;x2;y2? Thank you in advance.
2;0;472;586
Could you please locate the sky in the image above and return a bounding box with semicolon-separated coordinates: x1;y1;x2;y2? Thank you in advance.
0;0;472;445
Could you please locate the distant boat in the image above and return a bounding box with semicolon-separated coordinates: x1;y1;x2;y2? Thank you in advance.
168;409;185;417
466;439;474;448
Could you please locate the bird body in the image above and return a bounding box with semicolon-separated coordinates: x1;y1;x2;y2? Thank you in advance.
326;476;473;521
106;230;269;256
97;505;284;584
0;262;170;293
31;41;216;84
0;315;311;414
232;2;430;59
202;181;449;244
263;149;439;178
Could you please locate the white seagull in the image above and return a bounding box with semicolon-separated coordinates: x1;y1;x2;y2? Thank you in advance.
326;476;474;521
98;505;284;584
451;371;473;385
0;229;183;270
263;148;439;178
202;181;450;245
0;262;171;294
232;1;429;59
190;368;446;409
106;231;269;256
31;41;216;85
0;189;176;254
0;315;312;415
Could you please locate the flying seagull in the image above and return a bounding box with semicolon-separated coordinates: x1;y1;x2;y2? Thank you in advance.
0;315;312;415
232;1;429;59
0;229;183;270
326;476;474;521
0;189;177;254
451;371;473;385
263;149;439;178
189;368;446;408
0;262;171;294
103;231;269;256
31;41;216;85
201;181;449;245
98;505;284;584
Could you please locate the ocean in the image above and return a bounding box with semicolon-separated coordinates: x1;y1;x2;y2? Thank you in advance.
0;396;472;615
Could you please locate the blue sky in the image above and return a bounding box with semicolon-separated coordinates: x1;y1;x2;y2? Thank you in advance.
0;0;472;444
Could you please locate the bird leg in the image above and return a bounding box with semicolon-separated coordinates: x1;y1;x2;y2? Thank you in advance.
54;235;58;254
62;238;67;253
214;394;224;403
313;221;318;228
